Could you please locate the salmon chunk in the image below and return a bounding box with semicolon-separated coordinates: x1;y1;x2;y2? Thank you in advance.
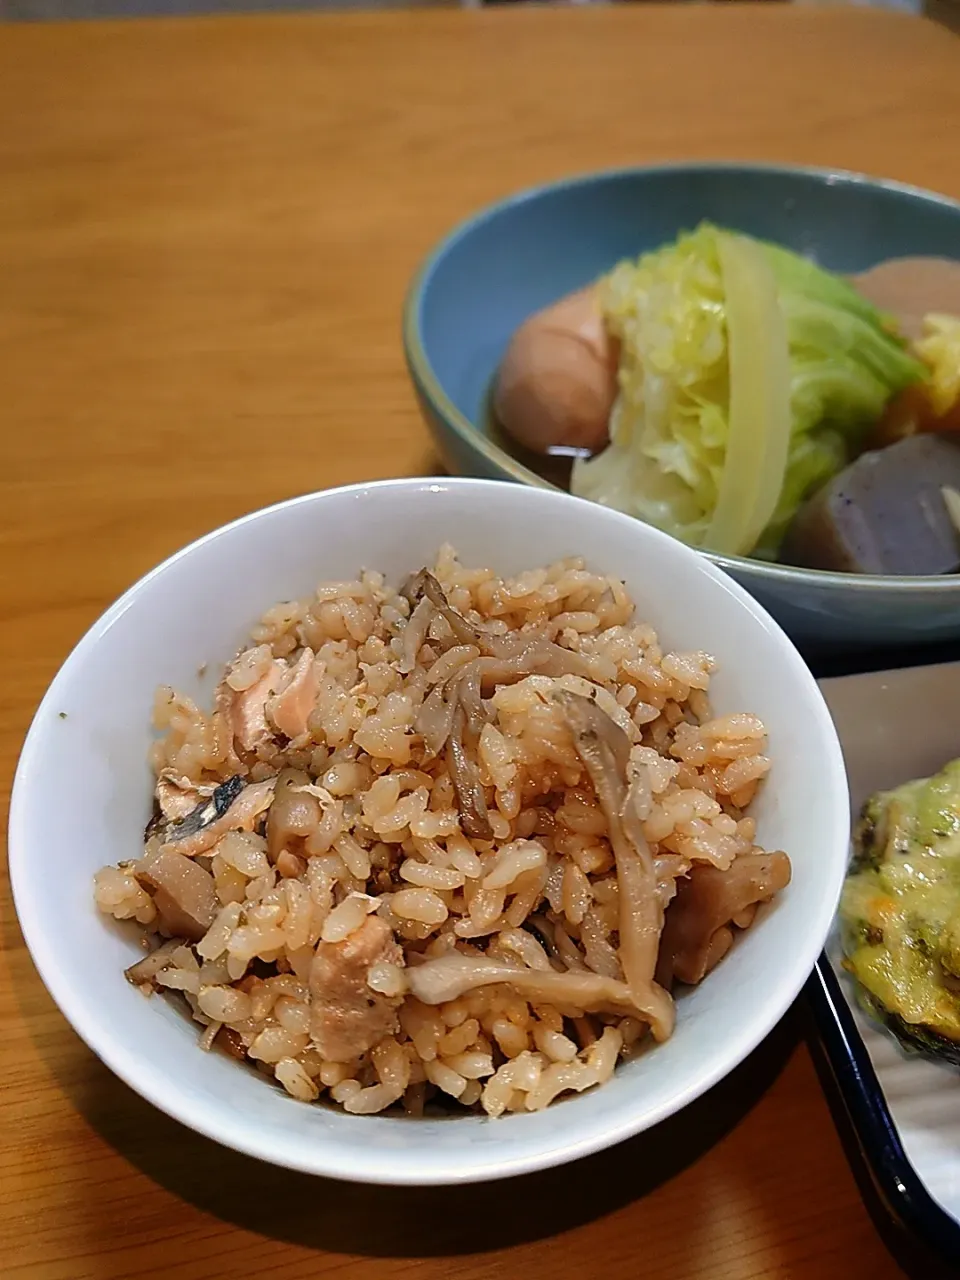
309;916;404;1062
268;648;320;740
231;660;287;752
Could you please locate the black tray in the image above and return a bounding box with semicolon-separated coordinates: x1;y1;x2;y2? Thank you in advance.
805;958;960;1278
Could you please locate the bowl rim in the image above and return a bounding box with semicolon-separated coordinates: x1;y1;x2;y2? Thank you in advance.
402;159;960;595
9;476;850;1184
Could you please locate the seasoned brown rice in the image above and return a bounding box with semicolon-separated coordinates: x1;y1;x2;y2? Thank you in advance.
95;546;790;1117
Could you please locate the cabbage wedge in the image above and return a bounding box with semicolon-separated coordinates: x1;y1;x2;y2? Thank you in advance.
572;224;925;557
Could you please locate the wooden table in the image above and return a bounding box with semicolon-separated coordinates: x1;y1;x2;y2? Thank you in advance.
2;6;959;1277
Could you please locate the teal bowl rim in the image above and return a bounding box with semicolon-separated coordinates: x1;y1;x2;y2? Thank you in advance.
402;159;960;596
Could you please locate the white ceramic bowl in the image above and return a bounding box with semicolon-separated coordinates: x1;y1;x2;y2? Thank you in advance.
10;477;849;1185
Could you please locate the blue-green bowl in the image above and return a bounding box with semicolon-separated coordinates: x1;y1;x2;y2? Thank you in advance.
403;163;960;650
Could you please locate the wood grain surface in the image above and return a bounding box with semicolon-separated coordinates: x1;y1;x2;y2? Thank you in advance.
3;6;959;1277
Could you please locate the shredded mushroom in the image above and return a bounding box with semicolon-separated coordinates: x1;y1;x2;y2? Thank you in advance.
447;704;493;841
557;691;675;1041
406;951;640;1015
415;679;460;760
124;938;181;988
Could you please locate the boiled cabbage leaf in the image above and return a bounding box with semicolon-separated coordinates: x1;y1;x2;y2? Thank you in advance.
571;224;925;557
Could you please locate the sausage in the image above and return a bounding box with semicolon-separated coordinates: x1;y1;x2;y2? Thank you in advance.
493;285;619;455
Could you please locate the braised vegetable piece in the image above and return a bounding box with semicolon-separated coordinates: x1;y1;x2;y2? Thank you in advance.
656;852;792;987
840;760;960;1065
136;848;219;942
867;313;960;450
780;434;960;575
918;313;960;421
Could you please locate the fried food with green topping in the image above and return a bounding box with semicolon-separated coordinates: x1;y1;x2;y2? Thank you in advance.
840;759;960;1065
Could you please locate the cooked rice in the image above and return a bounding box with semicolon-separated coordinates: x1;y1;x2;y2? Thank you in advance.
95;546;790;1116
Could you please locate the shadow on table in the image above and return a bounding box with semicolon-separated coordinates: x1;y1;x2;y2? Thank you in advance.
12;909;800;1258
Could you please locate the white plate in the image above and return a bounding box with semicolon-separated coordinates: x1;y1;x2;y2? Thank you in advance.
821;662;960;1224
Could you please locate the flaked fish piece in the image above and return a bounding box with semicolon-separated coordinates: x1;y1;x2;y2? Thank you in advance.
155;771;218;822
213;680;243;772
268;648;321;740
230;659;288;752
160;776;276;858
